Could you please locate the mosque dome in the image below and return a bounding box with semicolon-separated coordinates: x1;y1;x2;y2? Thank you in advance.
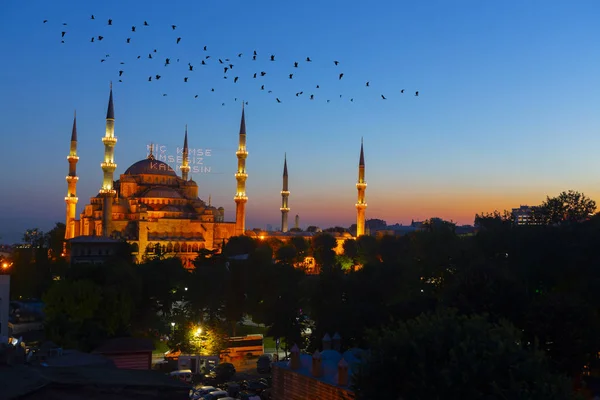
142;187;183;199
124;156;177;177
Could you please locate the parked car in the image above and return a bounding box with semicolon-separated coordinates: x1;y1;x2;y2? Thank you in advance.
256;355;272;374
170;369;193;383
200;390;229;400
190;386;217;399
214;362;236;381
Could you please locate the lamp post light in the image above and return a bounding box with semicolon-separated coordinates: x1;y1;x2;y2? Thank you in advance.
171;321;175;336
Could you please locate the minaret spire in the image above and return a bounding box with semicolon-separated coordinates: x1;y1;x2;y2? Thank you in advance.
234;105;248;235
99;83;117;237
180;124;190;181
280;153;290;232
64;111;80;253
356;139;367;237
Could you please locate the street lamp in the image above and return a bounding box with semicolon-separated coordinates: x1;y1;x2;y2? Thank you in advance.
195;327;202;336
171;322;175;336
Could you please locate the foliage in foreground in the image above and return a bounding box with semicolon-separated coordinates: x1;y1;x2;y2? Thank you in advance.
352;309;575;400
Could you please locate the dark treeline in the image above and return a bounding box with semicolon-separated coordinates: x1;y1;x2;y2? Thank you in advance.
8;191;600;398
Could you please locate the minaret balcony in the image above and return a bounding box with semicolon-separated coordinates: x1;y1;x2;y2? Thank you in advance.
355;203;367;208
356;182;367;189
65;175;79;181
67;155;79;161
99;188;117;195
235;172;248;178
234;194;248;201
101;162;117;171
280;191;290;195
102;137;118;146
65;196;79;202
180;165;191;171
236;150;248;156
280;207;290;212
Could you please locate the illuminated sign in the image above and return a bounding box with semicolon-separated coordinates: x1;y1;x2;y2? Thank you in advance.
146;144;213;174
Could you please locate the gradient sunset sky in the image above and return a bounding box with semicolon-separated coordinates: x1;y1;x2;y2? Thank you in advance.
1;0;600;243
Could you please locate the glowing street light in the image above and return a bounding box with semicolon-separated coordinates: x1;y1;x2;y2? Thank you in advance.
171;321;175;336
195;327;202;336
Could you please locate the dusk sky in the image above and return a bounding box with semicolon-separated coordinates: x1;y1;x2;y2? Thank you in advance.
1;0;600;243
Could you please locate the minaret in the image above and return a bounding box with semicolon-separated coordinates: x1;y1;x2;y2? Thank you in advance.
355;138;367;237
234;105;248;235
295;214;299;230
180;125;190;181
64;111;79;245
280;153;290;232
99;83;117;237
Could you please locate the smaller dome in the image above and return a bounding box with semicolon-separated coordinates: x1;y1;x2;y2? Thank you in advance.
188;179;198;186
161;205;182;212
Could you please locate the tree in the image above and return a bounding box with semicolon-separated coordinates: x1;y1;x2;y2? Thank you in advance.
223;235;257;257
306;226;320;233
352;309;575;399
311;233;337;271
275;245;297;264
474;210;513;230
534;190;596;225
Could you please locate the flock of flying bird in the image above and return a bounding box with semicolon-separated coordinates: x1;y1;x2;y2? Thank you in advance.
45;15;420;106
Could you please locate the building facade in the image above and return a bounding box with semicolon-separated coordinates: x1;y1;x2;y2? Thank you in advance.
65;85;248;265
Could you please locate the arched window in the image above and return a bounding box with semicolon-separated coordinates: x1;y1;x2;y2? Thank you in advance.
192;243;199;252
174;243;180;252
131;243;139;253
167;242;173;253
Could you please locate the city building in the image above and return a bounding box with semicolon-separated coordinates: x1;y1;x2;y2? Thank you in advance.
64;85;248;265
512;205;535;226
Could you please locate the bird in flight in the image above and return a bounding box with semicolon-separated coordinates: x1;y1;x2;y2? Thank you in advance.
61;31;66;37
43;19;48;23
165;58;170;66
132;26;136;32
276;98;281;103
339;73;344;80
148;53;153;59
306;57;312;62
144;21;149;26
126;38;131;43
172;25;176;30
204;46;207;51
189;65;194;71
381;95;386;100
261;85;265;90
400;89;404;93
224;67;229;73
91;15;95;20
119;70;123;76
194;95;198;98
270;55;275;61
98;35;104;40
260;71;266;76
253;73;257;78
91;37;94;42
238;53;243;57
366;82;370;87
148;76;152;81
310;94;314;100
415;91;419;96
294;62;298;68
334;60;339;65
289;74;293;79
176;37;181;44
184;77;188;82
155;74;161;80
234;77;239;83
108;19;112;25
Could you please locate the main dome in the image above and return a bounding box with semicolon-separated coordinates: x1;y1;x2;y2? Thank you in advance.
124;157;177;177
